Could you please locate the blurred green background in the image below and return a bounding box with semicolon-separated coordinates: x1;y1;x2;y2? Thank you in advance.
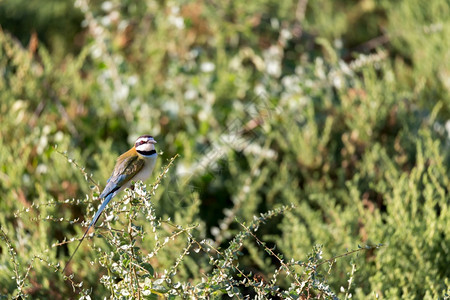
0;0;449;298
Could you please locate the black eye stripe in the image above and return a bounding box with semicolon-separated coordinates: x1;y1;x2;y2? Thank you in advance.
135;135;154;146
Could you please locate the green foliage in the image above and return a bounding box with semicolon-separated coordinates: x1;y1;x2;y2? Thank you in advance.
1;0;449;298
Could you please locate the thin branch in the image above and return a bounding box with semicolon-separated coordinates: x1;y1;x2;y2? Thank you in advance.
54;147;100;191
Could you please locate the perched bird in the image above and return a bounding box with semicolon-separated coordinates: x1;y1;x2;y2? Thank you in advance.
62;135;158;273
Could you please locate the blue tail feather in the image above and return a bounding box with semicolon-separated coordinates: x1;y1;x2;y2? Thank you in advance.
89;193;114;228
62;191;117;273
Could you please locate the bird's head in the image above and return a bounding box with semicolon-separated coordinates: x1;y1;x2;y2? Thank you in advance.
134;135;157;156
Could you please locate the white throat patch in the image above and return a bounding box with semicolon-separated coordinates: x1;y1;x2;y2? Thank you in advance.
136;143;154;152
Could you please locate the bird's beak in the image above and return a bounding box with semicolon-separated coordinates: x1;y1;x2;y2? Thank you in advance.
149;139;157;144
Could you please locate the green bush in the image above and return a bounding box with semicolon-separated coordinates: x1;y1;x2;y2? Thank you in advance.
0;0;449;298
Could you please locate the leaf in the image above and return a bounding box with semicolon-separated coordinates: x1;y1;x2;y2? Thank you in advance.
142;262;154;277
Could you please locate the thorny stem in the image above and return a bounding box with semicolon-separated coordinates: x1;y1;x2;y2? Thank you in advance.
344;262;357;300
238;221;302;287
0;227;22;293
128;209;140;300
55;147;101;191
317;244;384;268
34;255;81;292
146;222;198;261
150;154;179;195
189;235;259;294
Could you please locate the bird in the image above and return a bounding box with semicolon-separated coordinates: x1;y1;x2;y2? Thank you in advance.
62;135;158;273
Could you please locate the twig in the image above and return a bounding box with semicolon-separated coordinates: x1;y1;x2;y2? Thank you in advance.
54;147;100;191
237;220;302;287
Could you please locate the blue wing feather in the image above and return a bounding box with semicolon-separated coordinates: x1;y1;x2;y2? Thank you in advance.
95;154;144;223
99;174;127;199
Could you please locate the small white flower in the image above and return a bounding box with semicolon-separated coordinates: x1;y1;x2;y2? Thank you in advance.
200;62;215;73
210;227;220;236
91;45;102;59
280;28;292;41
184;89;198;100
168;15;184;29
101;1;113;11
445;120;450;139
36;164;48;174
267;61;281;77
100;16;111;27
